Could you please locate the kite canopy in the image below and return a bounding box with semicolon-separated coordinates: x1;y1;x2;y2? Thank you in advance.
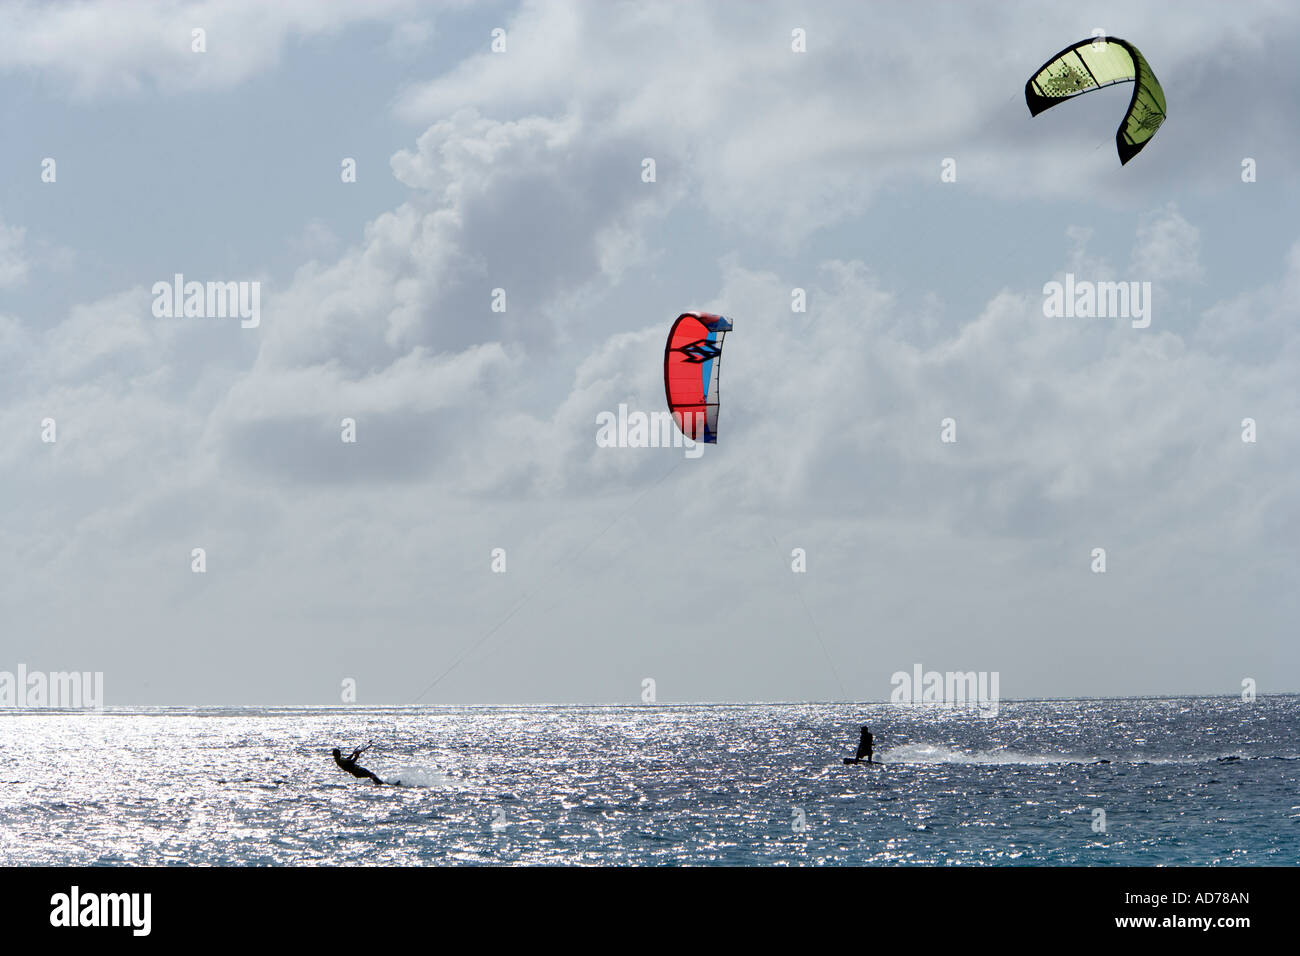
663;312;731;444
1025;36;1166;165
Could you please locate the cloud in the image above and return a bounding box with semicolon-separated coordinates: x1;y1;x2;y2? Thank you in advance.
0;217;29;288
0;0;420;97
386;18;434;58
1131;204;1202;285
394;0;1300;237
1;1;1296;702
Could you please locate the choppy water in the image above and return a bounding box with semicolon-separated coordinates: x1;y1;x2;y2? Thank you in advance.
1;696;1296;865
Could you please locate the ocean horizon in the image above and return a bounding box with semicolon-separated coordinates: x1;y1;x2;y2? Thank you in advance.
3;694;1295;866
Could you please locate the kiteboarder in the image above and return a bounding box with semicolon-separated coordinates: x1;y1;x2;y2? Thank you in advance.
332;743;386;785
854;726;874;764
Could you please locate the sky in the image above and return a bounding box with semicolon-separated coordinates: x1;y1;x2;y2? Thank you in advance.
0;0;1296;706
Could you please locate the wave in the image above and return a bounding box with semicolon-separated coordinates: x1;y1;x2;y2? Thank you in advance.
879;744;1091;766
876;744;1298;767
383;766;472;788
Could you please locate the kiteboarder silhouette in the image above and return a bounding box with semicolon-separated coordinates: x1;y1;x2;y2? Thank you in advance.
856;726;874;764
843;726;875;765
332;742;386;785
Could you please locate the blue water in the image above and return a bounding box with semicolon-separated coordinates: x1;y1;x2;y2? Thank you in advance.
1;696;1295;865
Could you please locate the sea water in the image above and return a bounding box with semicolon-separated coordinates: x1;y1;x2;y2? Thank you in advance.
0;696;1295;865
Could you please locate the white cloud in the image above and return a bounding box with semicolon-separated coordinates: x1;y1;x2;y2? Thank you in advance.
0;217;29;288
0;0;419;97
2;0;1297;702
394;0;1300;236
1131;204;1202;285
386;18;434;58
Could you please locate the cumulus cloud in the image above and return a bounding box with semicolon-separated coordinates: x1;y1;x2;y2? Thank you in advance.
1;0;1296;702
0;0;420;97
395;0;1300;232
0;217;29;288
1131;204;1202;285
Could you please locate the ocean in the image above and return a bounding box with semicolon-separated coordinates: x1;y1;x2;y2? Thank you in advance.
1;696;1295;866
